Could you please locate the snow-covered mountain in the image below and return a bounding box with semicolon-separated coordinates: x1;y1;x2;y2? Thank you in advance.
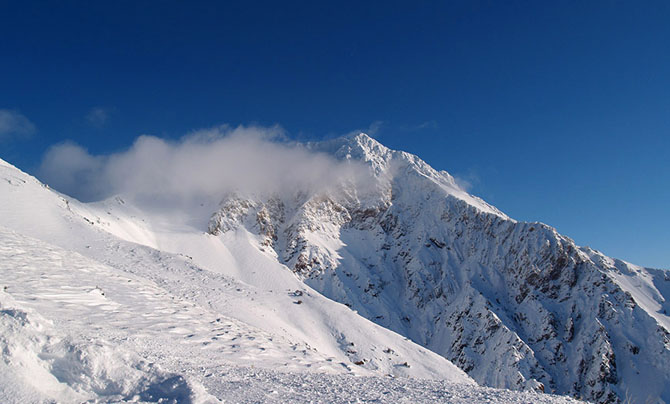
202;134;670;403
1;156;484;403
1;133;667;403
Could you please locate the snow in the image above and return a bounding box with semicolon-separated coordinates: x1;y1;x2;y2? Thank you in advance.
310;134;509;219
1;132;663;404
192;135;670;403
0;156;576;403
0;282;211;403
0;242;582;403
584;249;670;331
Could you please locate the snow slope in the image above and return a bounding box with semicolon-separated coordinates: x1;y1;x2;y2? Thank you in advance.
0;158;471;381
0;156;586;402
0;227;583;404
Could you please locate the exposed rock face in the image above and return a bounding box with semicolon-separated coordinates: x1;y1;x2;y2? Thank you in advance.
207;134;670;403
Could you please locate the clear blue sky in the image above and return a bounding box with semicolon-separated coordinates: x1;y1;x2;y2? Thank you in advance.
1;1;668;268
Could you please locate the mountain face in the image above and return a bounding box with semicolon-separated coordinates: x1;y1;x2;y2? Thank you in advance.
0;134;668;403
207;134;670;403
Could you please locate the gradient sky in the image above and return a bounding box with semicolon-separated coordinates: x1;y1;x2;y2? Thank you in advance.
1;1;668;268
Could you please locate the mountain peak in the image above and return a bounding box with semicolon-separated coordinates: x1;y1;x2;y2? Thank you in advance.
344;132;383;148
307;133;508;218
336;133;391;164
307;132;393;178
312;132;388;158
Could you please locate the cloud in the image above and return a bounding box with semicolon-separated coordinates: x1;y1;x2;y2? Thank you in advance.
39;142;105;201
415;120;438;130
0;109;36;140
342;121;383;139
86;107;111;127
453;170;480;192
396;120;438;133
39;125;367;204
366;120;383;136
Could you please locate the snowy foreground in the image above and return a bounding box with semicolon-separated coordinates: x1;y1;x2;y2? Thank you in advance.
0;236;578;403
0;155;588;402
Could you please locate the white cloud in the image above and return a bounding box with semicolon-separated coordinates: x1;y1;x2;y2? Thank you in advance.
39;142;105;201
366;120;383;136
86;107;111;127
39;125;368;203
0;109;36;140
342;121;383;139
453;170;480;192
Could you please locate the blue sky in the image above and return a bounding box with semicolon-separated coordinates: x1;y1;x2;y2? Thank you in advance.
1;1;668;268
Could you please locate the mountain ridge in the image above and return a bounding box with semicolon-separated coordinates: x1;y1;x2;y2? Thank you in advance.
205;133;670;403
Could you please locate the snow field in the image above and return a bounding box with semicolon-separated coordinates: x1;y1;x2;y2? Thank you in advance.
0;226;585;403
